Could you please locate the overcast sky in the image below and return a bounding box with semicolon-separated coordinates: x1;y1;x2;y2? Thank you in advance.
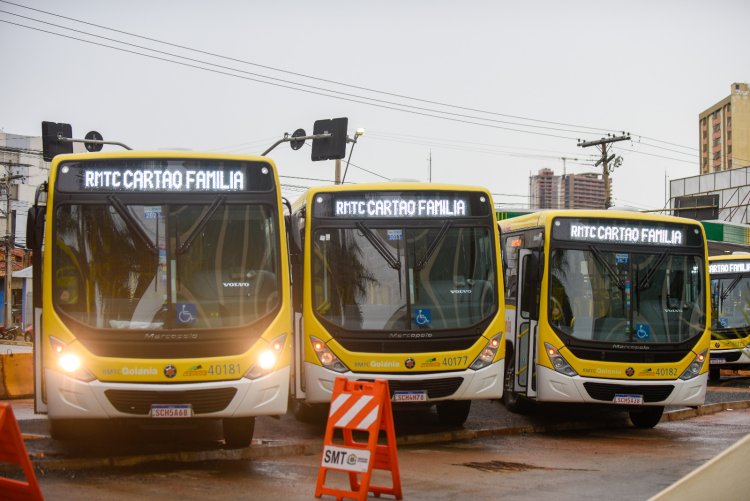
1;0;749;209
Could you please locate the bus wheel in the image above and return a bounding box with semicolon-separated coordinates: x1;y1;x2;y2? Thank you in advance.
291;399;329;424
709;366;721;382
223;417;255;448
629;406;664;429
436;400;471;426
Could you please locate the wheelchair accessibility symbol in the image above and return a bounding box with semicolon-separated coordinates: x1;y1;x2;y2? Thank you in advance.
635;323;650;340
177;303;197;325
415;309;431;327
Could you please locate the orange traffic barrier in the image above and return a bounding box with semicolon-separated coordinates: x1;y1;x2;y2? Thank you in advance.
315;377;402;501
0;403;44;500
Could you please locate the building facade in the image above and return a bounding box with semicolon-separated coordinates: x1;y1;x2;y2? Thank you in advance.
699;82;750;174
529;168;606;209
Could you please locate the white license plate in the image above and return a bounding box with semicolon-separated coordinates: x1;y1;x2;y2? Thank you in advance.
710;358;726;364
392;391;428;403
150;404;193;418
613;394;643;405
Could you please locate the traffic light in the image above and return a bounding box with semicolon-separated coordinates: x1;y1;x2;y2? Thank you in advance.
311;117;348;161
41;121;73;161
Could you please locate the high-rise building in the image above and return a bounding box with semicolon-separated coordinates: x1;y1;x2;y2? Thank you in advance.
529;168;560;209
529;168;605;209
699;82;750;174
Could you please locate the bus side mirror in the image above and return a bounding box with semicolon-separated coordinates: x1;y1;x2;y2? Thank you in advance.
26;206;45;250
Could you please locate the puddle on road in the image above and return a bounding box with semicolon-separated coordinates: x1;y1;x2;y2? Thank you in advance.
458;460;595;473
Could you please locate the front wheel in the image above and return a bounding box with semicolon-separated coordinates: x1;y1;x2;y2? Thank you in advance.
629;406;664;429
223;417;256;448
436;400;471;426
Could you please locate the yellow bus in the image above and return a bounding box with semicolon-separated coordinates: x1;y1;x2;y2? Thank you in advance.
289;183;505;425
26;151;292;446
499;210;710;428
708;254;750;380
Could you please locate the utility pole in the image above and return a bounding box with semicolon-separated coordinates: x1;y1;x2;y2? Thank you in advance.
1;162;24;326
577;133;630;208
428;150;432;183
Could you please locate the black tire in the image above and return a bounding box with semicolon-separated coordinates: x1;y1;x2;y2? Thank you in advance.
502;355;533;414
709;366;721;382
291;399;329;424
23;331;31;342
223;417;256;448
436;400;471;426
629;406;664;429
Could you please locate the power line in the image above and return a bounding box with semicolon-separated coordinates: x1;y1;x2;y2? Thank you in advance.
0;0;623;136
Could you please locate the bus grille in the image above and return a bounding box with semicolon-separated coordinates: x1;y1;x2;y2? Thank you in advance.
104;388;237;415
583;383;674;403
385;377;464;399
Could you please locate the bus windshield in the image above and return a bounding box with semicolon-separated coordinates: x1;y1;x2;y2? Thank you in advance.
53;202;280;330
312;225;497;331
549;248;704;344
711;275;750;335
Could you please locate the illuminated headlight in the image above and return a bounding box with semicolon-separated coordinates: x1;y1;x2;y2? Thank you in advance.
49;336;96;382
311;336;348;373
679;350;707;381
244;333;287;380
545;343;577;377
469;334;502;371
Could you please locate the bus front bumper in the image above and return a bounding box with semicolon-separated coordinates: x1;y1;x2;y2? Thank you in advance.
535;365;707;407
44;366;290;419
302;360;504;404
710;348;750;368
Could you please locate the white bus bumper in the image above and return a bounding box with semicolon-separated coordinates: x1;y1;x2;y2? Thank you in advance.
302;360;504;404
536;365;707;406
44;366;290;419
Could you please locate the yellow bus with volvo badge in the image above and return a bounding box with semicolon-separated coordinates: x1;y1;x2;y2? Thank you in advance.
26;151;292;446
708;254;750;380
499;210;710;428
289;183;505;425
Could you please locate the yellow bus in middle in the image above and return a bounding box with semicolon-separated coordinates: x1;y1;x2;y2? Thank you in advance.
289;182;505;426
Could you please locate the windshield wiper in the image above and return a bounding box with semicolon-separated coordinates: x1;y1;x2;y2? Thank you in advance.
177;197;225;254
720;277;742;301
108;195;158;254
355;222;401;270
415;221;452;271
637;250;670;291
588;245;625;291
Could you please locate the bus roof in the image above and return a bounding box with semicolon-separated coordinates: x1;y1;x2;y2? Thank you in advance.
292;181;494;210
498;208;704;233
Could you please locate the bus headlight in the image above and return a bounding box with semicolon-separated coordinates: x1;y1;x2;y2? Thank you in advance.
311;336;348;373
679;350;707;381
49;336;96;382
545;343;578;377
469;334;501;371
245;334;287;380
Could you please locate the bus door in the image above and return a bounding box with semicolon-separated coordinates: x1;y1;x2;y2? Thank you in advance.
513;249;540;398
26;193;47;413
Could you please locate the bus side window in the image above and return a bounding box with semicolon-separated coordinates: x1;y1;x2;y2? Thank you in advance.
520;251;540;321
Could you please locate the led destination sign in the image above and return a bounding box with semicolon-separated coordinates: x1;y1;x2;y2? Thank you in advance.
56;159;275;193
82;169;244;191
709;261;750;275
313;191;490;219
552;218;703;247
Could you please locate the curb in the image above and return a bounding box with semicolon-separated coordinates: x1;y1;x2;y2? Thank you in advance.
17;399;750;473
